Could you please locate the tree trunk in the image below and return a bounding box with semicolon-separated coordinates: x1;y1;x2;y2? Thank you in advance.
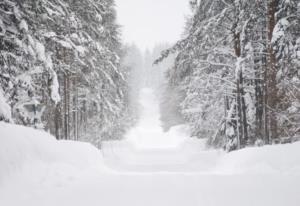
224;93;229;141
267;0;278;140
236;70;242;149
83;99;87;133
64;72;70;140
54;104;61;140
254;57;264;142
73;76;79;141
264;62;270;144
234;32;248;148
240;70;249;144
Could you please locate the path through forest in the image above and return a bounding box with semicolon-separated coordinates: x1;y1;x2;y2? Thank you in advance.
1;88;299;206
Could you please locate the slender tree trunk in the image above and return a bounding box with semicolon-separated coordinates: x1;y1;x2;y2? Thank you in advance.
240;70;249;144
267;0;278;140
236;68;243;149
234;32;248;148
67;74;71;140
64;72;70;140
224;93;229;141
264;62;270;144
83;99;87;133
254;56;263;142
73;76;79;141
54;104;60;140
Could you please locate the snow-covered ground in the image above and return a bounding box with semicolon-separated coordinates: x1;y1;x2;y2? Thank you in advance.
1;88;300;206
125;88;190;149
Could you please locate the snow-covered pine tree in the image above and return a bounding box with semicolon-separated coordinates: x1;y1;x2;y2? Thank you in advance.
0;0;60;128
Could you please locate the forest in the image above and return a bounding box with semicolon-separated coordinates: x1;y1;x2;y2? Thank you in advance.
0;1;300;206
0;0;132;148
156;0;300;151
0;0;299;152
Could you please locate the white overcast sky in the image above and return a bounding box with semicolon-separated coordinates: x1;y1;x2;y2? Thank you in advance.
115;0;190;51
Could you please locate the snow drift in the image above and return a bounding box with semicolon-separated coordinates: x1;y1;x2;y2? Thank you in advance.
215;142;300;175
1;120;300;182
0;122;108;184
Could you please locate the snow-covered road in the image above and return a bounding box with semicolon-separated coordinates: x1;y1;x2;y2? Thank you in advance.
1;88;300;206
2;171;299;206
101;88;219;173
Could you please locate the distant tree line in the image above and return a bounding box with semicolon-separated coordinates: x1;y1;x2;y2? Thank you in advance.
0;0;131;147
156;0;300;151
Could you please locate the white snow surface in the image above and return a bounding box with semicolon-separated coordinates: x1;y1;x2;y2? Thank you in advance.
0;122;109;185
125;88;189;149
1;88;300;206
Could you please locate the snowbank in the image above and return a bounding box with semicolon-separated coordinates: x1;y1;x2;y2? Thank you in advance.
0;122;108;184
215;142;300;175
